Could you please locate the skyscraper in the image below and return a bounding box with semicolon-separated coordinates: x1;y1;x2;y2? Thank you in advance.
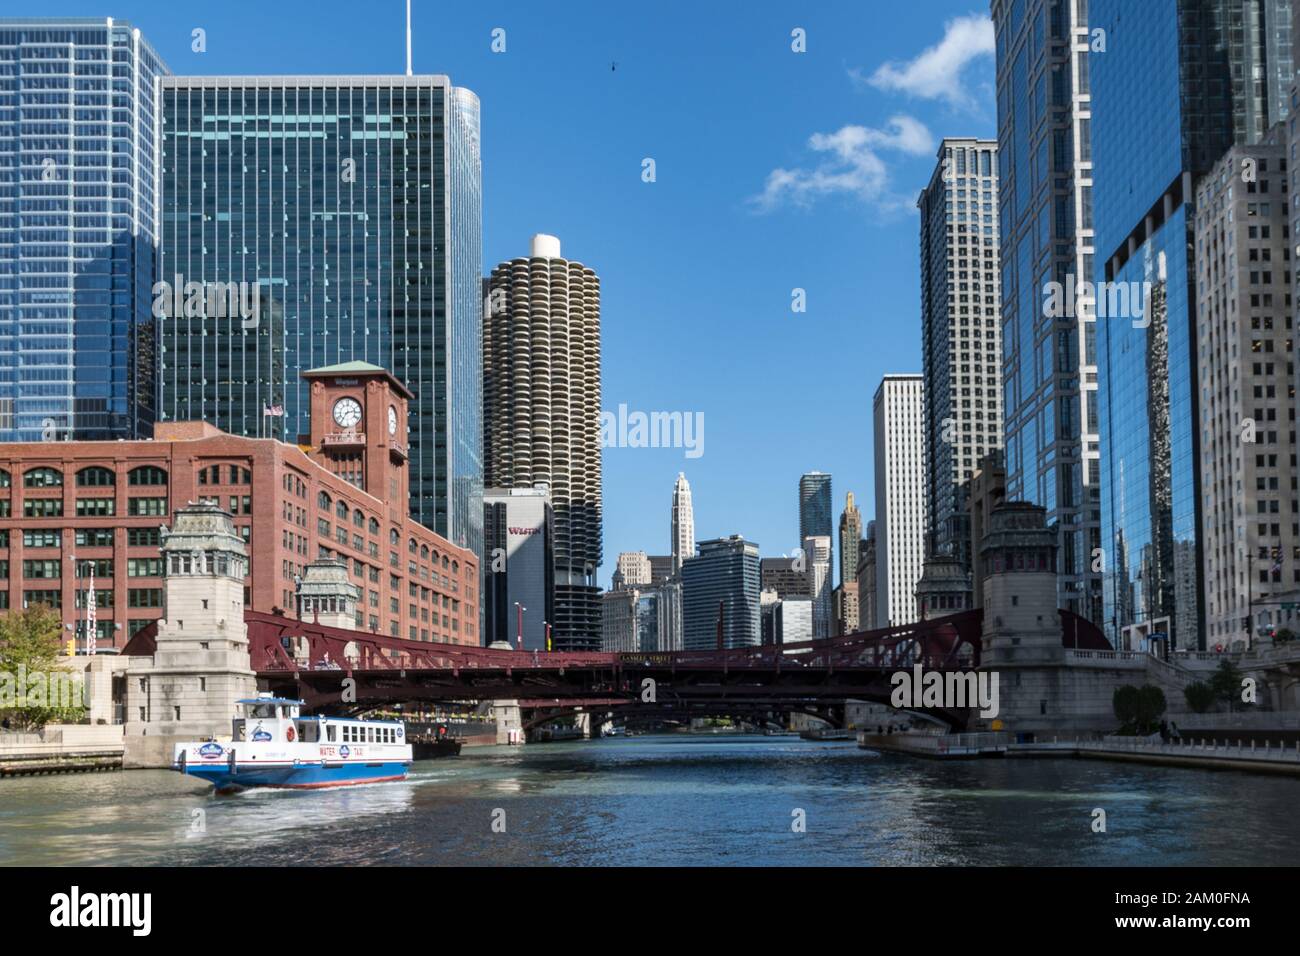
0;18;169;441
760;555;811;599
839;492;862;586
671;472;695;575
681;535;761;650
991;0;1101;622
874;375;926;627
1194;132;1295;647
917;138;1003;568
1090;0;1293;650
799;471;833;547
484;234;602;651
836;492;862;634
157;75;483;562
802;534;832;638
613;551;652;589
483;485;554;650
858;520;878;630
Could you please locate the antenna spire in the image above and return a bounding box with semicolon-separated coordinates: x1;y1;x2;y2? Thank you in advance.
405;0;413;75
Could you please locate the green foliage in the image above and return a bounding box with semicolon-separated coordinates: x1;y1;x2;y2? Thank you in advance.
1135;685;1167;733
0;604;85;730
1113;684;1167;734
1183;681;1215;714
1112;685;1140;730
1209;659;1244;712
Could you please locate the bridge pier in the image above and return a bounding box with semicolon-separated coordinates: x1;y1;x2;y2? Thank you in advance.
493;700;524;745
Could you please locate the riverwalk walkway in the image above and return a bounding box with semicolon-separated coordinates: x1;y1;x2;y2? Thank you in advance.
859;729;1300;775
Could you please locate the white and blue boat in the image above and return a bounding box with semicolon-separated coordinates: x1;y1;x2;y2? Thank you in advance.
173;696;412;792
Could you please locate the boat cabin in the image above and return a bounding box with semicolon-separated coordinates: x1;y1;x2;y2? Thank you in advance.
232;696;306;744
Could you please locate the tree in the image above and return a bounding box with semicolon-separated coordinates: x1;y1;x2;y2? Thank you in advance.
1183;681;1215;714
1276;628;1295;644
1113;685;1140;732
1209;659;1244;713
1135;685;1167;734
0;604;85;730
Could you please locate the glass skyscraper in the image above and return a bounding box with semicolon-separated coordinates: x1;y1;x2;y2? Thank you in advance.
991;0;1100;623
1090;0;1292;650
798;471;832;551
681;535;761;650
157;75;482;559
0;18;168;441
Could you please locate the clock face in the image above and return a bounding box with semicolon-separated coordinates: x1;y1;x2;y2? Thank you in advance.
388;405;398;436
332;397;363;429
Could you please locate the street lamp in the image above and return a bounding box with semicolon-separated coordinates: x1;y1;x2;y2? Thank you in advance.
514;602;526;651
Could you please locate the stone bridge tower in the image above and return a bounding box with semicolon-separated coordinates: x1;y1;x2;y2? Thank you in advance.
295;559;360;631
915;554;972;621
123;501;257;767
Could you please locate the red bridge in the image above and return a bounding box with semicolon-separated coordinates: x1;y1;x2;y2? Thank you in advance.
127;607;1109;730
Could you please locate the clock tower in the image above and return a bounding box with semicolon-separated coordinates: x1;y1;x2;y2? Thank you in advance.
301;362;413;512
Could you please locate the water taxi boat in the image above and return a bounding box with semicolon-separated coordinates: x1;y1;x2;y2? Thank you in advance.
173;696;412;792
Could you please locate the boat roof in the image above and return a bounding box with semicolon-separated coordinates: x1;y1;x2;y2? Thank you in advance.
236;697;305;706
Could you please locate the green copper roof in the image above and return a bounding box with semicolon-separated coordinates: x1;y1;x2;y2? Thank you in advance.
304;361;389;375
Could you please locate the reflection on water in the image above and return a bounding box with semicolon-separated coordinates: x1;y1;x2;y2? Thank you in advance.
2;735;1298;866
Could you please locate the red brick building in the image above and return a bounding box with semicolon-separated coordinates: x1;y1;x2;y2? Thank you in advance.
0;363;477;648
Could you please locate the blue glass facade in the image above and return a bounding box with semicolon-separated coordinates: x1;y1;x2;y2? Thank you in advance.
158;76;481;561
992;0;1101;622
0;18;167;441
1090;0;1291;648
681;536;761;650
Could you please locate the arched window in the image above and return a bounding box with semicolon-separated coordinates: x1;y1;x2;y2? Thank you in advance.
336;500;348;519
389;529;399;545
76;466;116;487
318;491;332;510
408;538;417;554
23;467;62;488
353;509;365;528
420;544;429;560
128;466;168;486
368;517;379;535
0;469;10;488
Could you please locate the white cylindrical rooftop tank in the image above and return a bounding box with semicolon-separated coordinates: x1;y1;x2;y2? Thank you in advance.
530;233;561;258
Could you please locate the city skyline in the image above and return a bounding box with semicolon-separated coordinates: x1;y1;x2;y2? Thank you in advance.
19;0;998;592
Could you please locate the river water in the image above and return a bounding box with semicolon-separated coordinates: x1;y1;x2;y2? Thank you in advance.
2;734;1297;866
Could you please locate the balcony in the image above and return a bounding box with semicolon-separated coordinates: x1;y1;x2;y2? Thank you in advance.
389;439;408;461
321;431;365;450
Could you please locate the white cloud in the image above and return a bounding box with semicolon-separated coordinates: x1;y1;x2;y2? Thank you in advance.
860;14;994;110
751;114;934;212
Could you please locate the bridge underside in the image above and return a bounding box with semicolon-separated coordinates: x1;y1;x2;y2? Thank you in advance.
120;607;1108;734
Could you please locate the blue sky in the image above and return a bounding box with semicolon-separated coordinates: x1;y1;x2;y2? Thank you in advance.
45;0;997;584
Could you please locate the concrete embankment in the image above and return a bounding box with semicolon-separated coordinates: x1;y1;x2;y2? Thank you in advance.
1010;737;1300;776
858;729;1300;775
0;725;124;777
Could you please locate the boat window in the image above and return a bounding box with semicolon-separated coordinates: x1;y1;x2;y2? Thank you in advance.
327;725;336;742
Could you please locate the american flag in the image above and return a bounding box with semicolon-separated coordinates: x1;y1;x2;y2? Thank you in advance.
263;404;284;417
86;567;96;656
